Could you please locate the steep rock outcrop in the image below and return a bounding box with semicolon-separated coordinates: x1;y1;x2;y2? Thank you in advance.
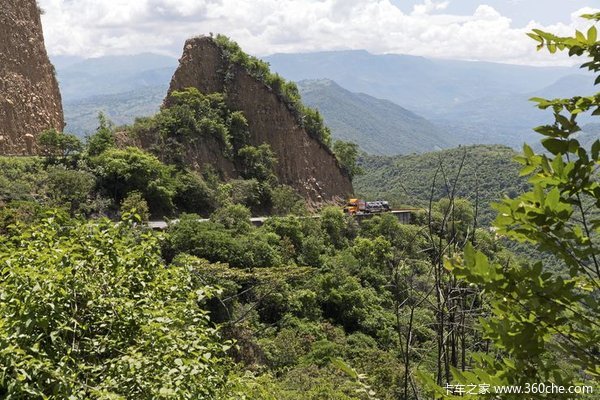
0;0;64;154
164;36;353;201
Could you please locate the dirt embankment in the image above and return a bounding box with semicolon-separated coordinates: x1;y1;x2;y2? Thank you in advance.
0;0;64;155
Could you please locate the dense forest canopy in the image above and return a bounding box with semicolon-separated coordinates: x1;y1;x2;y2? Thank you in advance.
355;145;527;225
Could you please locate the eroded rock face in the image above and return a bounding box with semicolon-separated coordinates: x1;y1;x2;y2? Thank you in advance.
164;37;353;201
0;0;64;155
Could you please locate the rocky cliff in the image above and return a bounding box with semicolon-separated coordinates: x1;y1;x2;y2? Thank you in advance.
163;36;353;201
0;0;64;155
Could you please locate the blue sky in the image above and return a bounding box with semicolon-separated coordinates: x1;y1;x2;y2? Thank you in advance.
391;0;593;25
39;0;599;65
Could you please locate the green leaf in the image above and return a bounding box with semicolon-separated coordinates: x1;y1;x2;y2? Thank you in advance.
592;139;600;160
523;143;535;158
588;26;598;44
567;139;581;153
545;187;560;210
530;97;549;106
527;32;543;43
332;358;359;380
542;138;568;155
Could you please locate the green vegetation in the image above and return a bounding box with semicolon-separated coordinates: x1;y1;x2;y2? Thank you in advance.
38;128;82;160
298;79;453;155
0;87;305;219
356;144;527;225
0;215;230;398
429;17;600;398
214;34;332;147
1;14;599;400
0;157;48;205
333;140;363;179
87;112;116;157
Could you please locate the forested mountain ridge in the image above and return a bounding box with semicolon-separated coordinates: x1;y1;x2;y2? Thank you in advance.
297;79;453;155
267;51;597;148
355;144;527;225
265;50;580;115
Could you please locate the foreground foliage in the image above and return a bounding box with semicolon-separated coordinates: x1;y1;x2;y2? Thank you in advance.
433;13;600;399
0;215;230;399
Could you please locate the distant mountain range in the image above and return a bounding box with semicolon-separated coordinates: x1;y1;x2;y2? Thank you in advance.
265;50;586;115
57;53;177;101
63;85;167;135
53;49;599;153
297;79;452;154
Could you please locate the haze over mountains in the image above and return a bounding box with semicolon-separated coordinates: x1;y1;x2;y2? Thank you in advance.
297;79;452;154
54;49;599;155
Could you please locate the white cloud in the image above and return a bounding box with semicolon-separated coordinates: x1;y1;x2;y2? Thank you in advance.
412;0;449;16
38;0;599;65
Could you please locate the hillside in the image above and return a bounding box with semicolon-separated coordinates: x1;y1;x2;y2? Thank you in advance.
265;50;578;116
355;144;527;225
56;53;177;101
64;85;167;134
298;79;453;155
431;74;598;147
266;51;595;148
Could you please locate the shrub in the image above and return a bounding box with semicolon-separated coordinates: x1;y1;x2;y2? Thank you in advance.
173;170;216;214
211;203;252;233
120;191;150;222
38;129;82;160
271;185;306;216
93;147;176;216
86;113;115;157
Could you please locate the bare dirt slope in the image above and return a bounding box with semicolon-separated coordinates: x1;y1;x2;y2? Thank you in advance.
0;0;64;154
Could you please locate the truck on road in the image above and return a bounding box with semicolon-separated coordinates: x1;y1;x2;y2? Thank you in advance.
343;198;391;215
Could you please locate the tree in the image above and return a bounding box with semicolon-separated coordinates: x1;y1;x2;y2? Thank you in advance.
46;166;95;214
86;112;115;157
271;185;306;216
237;144;278;184
93;147;176;216
303;107;332;147
428;13;600;398
211;203;253;233
333;140;363;179
120;190;150;222
173;170;216;215
38;129;82;161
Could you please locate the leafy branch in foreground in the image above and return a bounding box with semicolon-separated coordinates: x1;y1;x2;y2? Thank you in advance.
422;12;600;399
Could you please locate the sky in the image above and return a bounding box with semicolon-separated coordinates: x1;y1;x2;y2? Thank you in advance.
38;0;599;66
